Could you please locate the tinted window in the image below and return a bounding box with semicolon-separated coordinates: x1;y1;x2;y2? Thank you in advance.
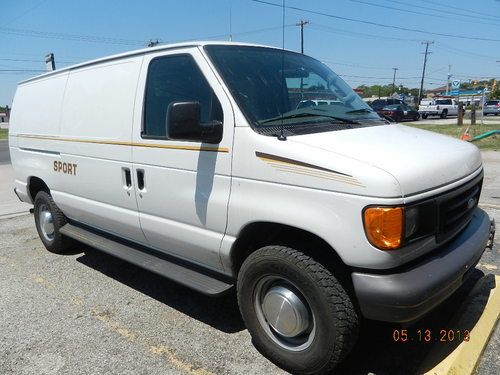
485;100;499;105
383;104;401;110
143;55;222;137
435;99;452;105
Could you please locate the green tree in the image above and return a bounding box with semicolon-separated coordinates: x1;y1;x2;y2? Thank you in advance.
489;89;500;100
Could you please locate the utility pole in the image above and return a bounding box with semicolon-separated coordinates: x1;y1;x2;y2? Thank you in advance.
446;64;451;95
296;20;309;54
392;67;399;93
418;41;433;105
45;53;55;71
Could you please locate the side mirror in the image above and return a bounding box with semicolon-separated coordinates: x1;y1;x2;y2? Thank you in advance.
166;101;222;144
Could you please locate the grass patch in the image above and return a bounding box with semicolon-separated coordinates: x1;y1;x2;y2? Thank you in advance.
406;123;500;151
0;128;8;140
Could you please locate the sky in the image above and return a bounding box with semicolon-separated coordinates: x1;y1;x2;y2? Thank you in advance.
1;0;500;106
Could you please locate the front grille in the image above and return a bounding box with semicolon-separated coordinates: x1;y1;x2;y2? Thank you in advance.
435;172;483;243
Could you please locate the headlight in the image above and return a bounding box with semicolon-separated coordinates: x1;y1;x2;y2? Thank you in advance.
363;201;436;250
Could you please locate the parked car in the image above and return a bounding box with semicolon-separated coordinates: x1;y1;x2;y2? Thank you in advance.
376;103;420;122
483;100;500;116
9;42;494;375
418;98;462;119
369;98;404;111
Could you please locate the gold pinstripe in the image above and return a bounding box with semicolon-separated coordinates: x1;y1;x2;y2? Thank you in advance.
273;167;365;187
15;134;229;153
258;156;364;187
267;162;361;183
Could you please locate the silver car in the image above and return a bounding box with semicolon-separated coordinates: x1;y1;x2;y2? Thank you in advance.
483;100;500;116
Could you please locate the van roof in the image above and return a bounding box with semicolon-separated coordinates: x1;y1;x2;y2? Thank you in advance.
18;41;274;85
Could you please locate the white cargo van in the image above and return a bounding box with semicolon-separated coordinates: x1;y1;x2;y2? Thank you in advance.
9;42;494;374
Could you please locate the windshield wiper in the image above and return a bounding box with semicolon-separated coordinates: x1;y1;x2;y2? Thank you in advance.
345;108;374;114
259;112;359;125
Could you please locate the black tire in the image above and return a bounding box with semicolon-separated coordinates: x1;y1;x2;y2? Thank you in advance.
237;246;359;375
414;113;420;121
440;109;448;119
422;114;428;119
34;191;75;254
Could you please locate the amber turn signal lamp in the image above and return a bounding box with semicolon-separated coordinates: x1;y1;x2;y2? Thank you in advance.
363;207;404;250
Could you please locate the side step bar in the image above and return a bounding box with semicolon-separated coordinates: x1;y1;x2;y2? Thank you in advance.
60;223;234;296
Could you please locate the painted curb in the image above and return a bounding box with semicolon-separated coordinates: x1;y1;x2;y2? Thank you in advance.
422;274;500;375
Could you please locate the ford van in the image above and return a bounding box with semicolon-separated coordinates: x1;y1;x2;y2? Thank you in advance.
8;42;494;374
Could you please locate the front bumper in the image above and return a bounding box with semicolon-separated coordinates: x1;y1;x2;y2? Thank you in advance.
418;111;439;116
352;208;493;323
483;109;500;115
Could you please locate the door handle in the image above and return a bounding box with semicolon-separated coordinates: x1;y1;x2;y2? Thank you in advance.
137;169;145;191
122;167;132;189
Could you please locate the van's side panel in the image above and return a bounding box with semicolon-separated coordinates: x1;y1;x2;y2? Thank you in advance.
9;72;70;203
13;57;147;244
53;57;146;243
131;48;234;272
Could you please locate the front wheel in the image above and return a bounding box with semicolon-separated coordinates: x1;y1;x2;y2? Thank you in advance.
422;114;428;119
237;246;359;375
440;109;448;119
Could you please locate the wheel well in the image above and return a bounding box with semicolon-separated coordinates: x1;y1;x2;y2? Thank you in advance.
230;222;351;281
28;177;50;202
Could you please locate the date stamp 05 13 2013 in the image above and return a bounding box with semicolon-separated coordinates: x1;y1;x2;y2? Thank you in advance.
392;329;470;343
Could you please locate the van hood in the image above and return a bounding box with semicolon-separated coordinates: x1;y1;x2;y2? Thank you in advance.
288;124;482;197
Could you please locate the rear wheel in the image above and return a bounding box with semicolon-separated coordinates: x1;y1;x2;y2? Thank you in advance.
440;109;448;119
237;246;359;375
422;114;428;119
34;191;75;254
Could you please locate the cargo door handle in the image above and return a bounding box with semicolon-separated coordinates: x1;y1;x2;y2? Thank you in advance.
122;167;132;190
137;169;145;191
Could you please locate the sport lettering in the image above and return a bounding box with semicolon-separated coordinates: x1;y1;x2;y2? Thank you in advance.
53;161;78;176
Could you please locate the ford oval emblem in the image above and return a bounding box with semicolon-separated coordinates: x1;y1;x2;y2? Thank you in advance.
467;198;476;209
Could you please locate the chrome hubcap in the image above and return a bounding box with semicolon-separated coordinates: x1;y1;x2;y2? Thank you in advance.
39;204;54;241
254;276;315;351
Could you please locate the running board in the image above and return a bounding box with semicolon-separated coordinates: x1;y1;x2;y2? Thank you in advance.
60;223;234;296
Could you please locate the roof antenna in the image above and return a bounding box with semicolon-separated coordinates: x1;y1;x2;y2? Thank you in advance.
278;0;287;141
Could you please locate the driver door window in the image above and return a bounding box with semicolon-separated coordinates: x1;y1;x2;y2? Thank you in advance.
143;55;222;138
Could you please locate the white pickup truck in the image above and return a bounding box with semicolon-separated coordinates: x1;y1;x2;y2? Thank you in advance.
418;98;461;119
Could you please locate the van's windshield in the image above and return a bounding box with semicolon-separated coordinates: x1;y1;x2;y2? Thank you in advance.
205;45;383;133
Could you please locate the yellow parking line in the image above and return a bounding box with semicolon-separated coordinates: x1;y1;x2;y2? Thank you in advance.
421;274;500;375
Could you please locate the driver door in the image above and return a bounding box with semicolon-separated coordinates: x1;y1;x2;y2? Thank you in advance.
131;48;234;271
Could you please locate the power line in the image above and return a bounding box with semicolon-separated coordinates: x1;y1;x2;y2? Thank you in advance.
2;0;47;27
249;0;500;42
0;69;45;72
0;26;145;46
337;74;442;80
0;57;78;64
416;0;500;20
310;23;420;43
0;24;295;47
378;0;500;24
